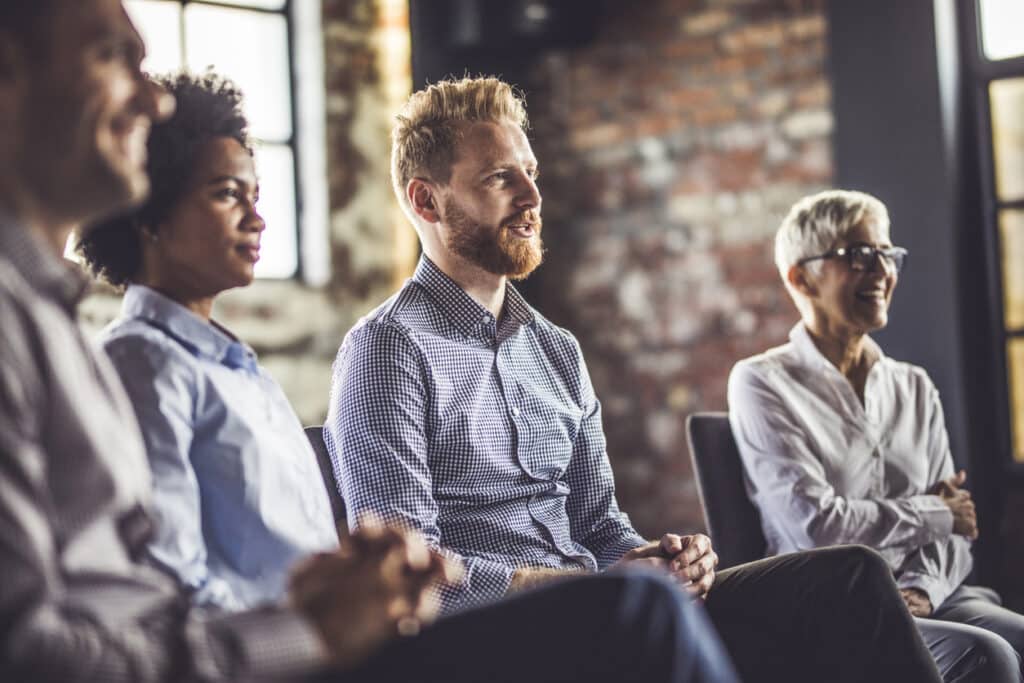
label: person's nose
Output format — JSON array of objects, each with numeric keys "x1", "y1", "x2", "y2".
[
  {"x1": 137, "y1": 79, "x2": 175, "y2": 124},
  {"x1": 873, "y1": 251, "x2": 897, "y2": 277},
  {"x1": 243, "y1": 203, "x2": 266, "y2": 234},
  {"x1": 514, "y1": 171, "x2": 541, "y2": 212}
]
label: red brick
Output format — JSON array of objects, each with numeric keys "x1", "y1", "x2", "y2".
[
  {"x1": 794, "y1": 79, "x2": 831, "y2": 108},
  {"x1": 787, "y1": 14, "x2": 826, "y2": 40},
  {"x1": 663, "y1": 86, "x2": 721, "y2": 109},
  {"x1": 521, "y1": 0, "x2": 832, "y2": 539},
  {"x1": 570, "y1": 122, "x2": 626, "y2": 151},
  {"x1": 660, "y1": 37, "x2": 719, "y2": 60},
  {"x1": 692, "y1": 105, "x2": 740, "y2": 126}
]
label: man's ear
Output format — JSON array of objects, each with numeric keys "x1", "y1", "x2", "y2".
[
  {"x1": 787, "y1": 264, "x2": 817, "y2": 298},
  {"x1": 408, "y1": 178, "x2": 442, "y2": 224}
]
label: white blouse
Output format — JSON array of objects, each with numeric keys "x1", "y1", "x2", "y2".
[{"x1": 728, "y1": 323, "x2": 972, "y2": 609}]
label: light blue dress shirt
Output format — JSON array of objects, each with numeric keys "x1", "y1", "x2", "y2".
[{"x1": 101, "y1": 285, "x2": 338, "y2": 611}]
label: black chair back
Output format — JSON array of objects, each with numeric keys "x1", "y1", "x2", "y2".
[
  {"x1": 304, "y1": 425, "x2": 347, "y2": 532},
  {"x1": 685, "y1": 412, "x2": 766, "y2": 568}
]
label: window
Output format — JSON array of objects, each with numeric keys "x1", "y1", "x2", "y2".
[
  {"x1": 972, "y1": 0, "x2": 1024, "y2": 462},
  {"x1": 125, "y1": 0, "x2": 328, "y2": 282},
  {"x1": 978, "y1": 0, "x2": 1024, "y2": 61}
]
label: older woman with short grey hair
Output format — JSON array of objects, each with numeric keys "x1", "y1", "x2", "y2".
[{"x1": 729, "y1": 189, "x2": 1024, "y2": 681}]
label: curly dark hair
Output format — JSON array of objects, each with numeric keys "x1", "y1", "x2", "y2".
[{"x1": 77, "y1": 71, "x2": 251, "y2": 287}]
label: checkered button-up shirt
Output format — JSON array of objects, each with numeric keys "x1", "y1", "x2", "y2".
[{"x1": 327, "y1": 256, "x2": 646, "y2": 612}]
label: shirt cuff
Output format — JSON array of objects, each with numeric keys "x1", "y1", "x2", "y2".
[
  {"x1": 897, "y1": 572, "x2": 956, "y2": 613},
  {"x1": 188, "y1": 605, "x2": 328, "y2": 680},
  {"x1": 438, "y1": 555, "x2": 517, "y2": 614},
  {"x1": 593, "y1": 532, "x2": 649, "y2": 569},
  {"x1": 909, "y1": 494, "x2": 953, "y2": 544}
]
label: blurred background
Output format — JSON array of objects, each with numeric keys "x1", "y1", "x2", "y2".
[{"x1": 80, "y1": 0, "x2": 1024, "y2": 608}]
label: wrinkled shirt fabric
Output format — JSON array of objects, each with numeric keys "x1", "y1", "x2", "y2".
[
  {"x1": 728, "y1": 322, "x2": 971, "y2": 608},
  {"x1": 328, "y1": 256, "x2": 646, "y2": 613},
  {"x1": 101, "y1": 284, "x2": 338, "y2": 610}
]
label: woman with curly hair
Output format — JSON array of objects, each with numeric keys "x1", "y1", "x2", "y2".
[{"x1": 78, "y1": 72, "x2": 338, "y2": 611}]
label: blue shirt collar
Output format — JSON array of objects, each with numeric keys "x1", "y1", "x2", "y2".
[
  {"x1": 122, "y1": 284, "x2": 259, "y2": 373},
  {"x1": 411, "y1": 255, "x2": 535, "y2": 340}
]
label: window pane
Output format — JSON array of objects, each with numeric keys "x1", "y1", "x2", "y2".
[
  {"x1": 1001, "y1": 210, "x2": 1024, "y2": 329},
  {"x1": 979, "y1": 0, "x2": 1024, "y2": 61},
  {"x1": 990, "y1": 79, "x2": 1024, "y2": 202},
  {"x1": 1008, "y1": 339, "x2": 1024, "y2": 463},
  {"x1": 125, "y1": 0, "x2": 182, "y2": 74},
  {"x1": 253, "y1": 144, "x2": 297, "y2": 278},
  {"x1": 184, "y1": 5, "x2": 293, "y2": 142}
]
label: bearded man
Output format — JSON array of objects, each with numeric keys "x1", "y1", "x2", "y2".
[{"x1": 326, "y1": 77, "x2": 947, "y2": 683}]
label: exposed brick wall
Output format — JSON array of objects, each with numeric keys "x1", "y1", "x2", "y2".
[
  {"x1": 523, "y1": 0, "x2": 832, "y2": 538},
  {"x1": 322, "y1": 0, "x2": 416, "y2": 303}
]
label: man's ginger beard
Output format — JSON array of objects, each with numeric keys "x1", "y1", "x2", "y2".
[{"x1": 442, "y1": 197, "x2": 544, "y2": 280}]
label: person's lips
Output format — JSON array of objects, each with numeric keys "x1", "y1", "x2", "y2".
[
  {"x1": 237, "y1": 243, "x2": 261, "y2": 263},
  {"x1": 855, "y1": 287, "x2": 887, "y2": 304},
  {"x1": 109, "y1": 115, "x2": 150, "y2": 170},
  {"x1": 506, "y1": 222, "x2": 538, "y2": 239}
]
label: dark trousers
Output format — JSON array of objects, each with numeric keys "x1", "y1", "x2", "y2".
[
  {"x1": 705, "y1": 545, "x2": 944, "y2": 683},
  {"x1": 316, "y1": 571, "x2": 738, "y2": 683}
]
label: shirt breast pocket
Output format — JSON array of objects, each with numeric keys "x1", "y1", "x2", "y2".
[{"x1": 520, "y1": 394, "x2": 583, "y2": 478}]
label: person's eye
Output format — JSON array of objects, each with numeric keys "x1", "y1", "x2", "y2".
[
  {"x1": 528, "y1": 169, "x2": 540, "y2": 181},
  {"x1": 215, "y1": 188, "x2": 240, "y2": 200},
  {"x1": 95, "y1": 45, "x2": 120, "y2": 62},
  {"x1": 96, "y1": 40, "x2": 133, "y2": 65},
  {"x1": 487, "y1": 172, "x2": 509, "y2": 185}
]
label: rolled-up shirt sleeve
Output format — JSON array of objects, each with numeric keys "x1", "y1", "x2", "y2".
[
  {"x1": 897, "y1": 535, "x2": 973, "y2": 610},
  {"x1": 328, "y1": 323, "x2": 515, "y2": 612},
  {"x1": 728, "y1": 362, "x2": 953, "y2": 553},
  {"x1": 103, "y1": 336, "x2": 244, "y2": 611},
  {"x1": 564, "y1": 344, "x2": 647, "y2": 567}
]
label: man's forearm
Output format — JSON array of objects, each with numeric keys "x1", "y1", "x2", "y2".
[{"x1": 509, "y1": 566, "x2": 586, "y2": 592}]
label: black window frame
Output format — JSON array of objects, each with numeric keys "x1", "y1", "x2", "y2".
[{"x1": 961, "y1": 1, "x2": 1024, "y2": 472}]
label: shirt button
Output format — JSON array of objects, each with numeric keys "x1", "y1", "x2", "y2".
[{"x1": 511, "y1": 406, "x2": 520, "y2": 417}]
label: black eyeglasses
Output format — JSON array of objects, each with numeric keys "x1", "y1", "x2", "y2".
[{"x1": 797, "y1": 244, "x2": 909, "y2": 274}]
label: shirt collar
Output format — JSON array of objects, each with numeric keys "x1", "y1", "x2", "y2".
[
  {"x1": 122, "y1": 284, "x2": 259, "y2": 373},
  {"x1": 0, "y1": 213, "x2": 91, "y2": 313},
  {"x1": 411, "y1": 255, "x2": 535, "y2": 340},
  {"x1": 789, "y1": 321, "x2": 886, "y2": 370}
]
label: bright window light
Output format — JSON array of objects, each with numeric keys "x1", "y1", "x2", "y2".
[{"x1": 979, "y1": 0, "x2": 1024, "y2": 61}]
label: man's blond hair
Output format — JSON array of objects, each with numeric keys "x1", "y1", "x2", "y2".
[{"x1": 390, "y1": 76, "x2": 528, "y2": 220}]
